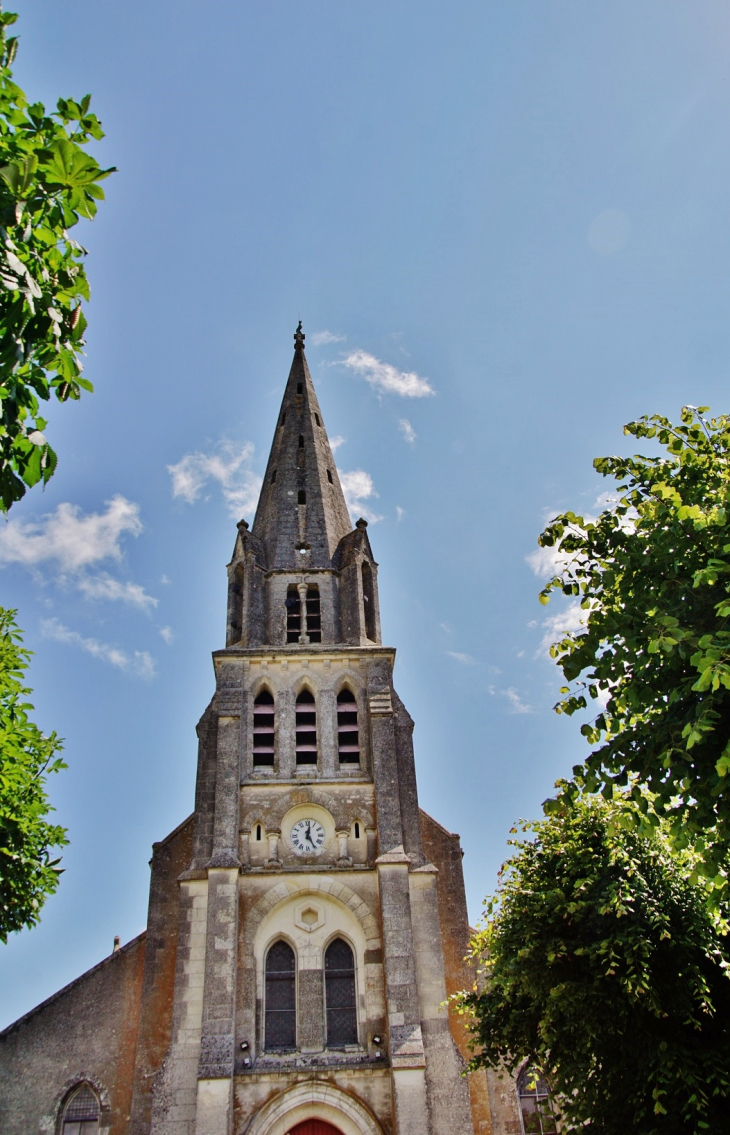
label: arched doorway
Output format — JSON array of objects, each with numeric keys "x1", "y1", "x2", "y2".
[{"x1": 287, "y1": 1123, "x2": 343, "y2": 1135}]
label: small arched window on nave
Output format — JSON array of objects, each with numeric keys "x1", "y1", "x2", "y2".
[
  {"x1": 252, "y1": 689, "x2": 275, "y2": 767},
  {"x1": 61, "y1": 1083, "x2": 100, "y2": 1135},
  {"x1": 265, "y1": 940, "x2": 296, "y2": 1050},
  {"x1": 337, "y1": 689, "x2": 360, "y2": 764},
  {"x1": 517, "y1": 1066, "x2": 557, "y2": 1134},
  {"x1": 325, "y1": 937, "x2": 357, "y2": 1046}
]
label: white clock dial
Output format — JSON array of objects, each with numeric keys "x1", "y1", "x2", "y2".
[{"x1": 290, "y1": 818, "x2": 326, "y2": 854}]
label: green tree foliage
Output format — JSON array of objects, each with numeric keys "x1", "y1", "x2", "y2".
[
  {"x1": 458, "y1": 797, "x2": 730, "y2": 1134},
  {"x1": 0, "y1": 6, "x2": 114, "y2": 511},
  {"x1": 0, "y1": 607, "x2": 66, "y2": 942},
  {"x1": 538, "y1": 407, "x2": 730, "y2": 887}
]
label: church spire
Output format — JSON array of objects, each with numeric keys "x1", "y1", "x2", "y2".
[{"x1": 251, "y1": 324, "x2": 352, "y2": 570}]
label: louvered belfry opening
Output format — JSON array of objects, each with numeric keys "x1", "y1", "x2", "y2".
[
  {"x1": 265, "y1": 941, "x2": 296, "y2": 1050},
  {"x1": 337, "y1": 689, "x2": 360, "y2": 764},
  {"x1": 295, "y1": 689, "x2": 317, "y2": 764},
  {"x1": 252, "y1": 689, "x2": 275, "y2": 766},
  {"x1": 325, "y1": 938, "x2": 357, "y2": 1046},
  {"x1": 62, "y1": 1084, "x2": 100, "y2": 1134},
  {"x1": 306, "y1": 585, "x2": 321, "y2": 643},
  {"x1": 286, "y1": 585, "x2": 301, "y2": 643}
]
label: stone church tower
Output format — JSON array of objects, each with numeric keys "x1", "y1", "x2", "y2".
[{"x1": 0, "y1": 328, "x2": 524, "y2": 1135}]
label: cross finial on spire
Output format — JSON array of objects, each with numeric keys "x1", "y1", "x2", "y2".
[{"x1": 294, "y1": 320, "x2": 305, "y2": 349}]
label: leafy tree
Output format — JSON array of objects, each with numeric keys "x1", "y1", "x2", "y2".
[
  {"x1": 538, "y1": 407, "x2": 730, "y2": 888},
  {"x1": 458, "y1": 796, "x2": 730, "y2": 1134},
  {"x1": 0, "y1": 5, "x2": 114, "y2": 511},
  {"x1": 0, "y1": 607, "x2": 66, "y2": 942}
]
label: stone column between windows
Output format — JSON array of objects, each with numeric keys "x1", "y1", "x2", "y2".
[
  {"x1": 376, "y1": 858, "x2": 430, "y2": 1135},
  {"x1": 277, "y1": 688, "x2": 296, "y2": 779},
  {"x1": 319, "y1": 685, "x2": 338, "y2": 777},
  {"x1": 298, "y1": 941, "x2": 325, "y2": 1052},
  {"x1": 297, "y1": 582, "x2": 308, "y2": 644}
]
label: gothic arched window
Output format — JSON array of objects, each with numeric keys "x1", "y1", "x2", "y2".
[
  {"x1": 337, "y1": 689, "x2": 360, "y2": 764},
  {"x1": 361, "y1": 561, "x2": 376, "y2": 641},
  {"x1": 325, "y1": 937, "x2": 357, "y2": 1046},
  {"x1": 517, "y1": 1066, "x2": 557, "y2": 1134},
  {"x1": 265, "y1": 940, "x2": 296, "y2": 1050},
  {"x1": 295, "y1": 690, "x2": 317, "y2": 764},
  {"x1": 306, "y1": 585, "x2": 321, "y2": 643},
  {"x1": 61, "y1": 1083, "x2": 100, "y2": 1135},
  {"x1": 252, "y1": 689, "x2": 275, "y2": 767}
]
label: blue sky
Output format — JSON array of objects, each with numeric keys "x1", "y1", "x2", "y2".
[{"x1": 3, "y1": 0, "x2": 730, "y2": 1027}]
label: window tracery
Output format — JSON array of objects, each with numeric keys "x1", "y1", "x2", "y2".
[
  {"x1": 517, "y1": 1066, "x2": 557, "y2": 1134},
  {"x1": 265, "y1": 940, "x2": 296, "y2": 1050},
  {"x1": 61, "y1": 1084, "x2": 99, "y2": 1135},
  {"x1": 325, "y1": 937, "x2": 357, "y2": 1046}
]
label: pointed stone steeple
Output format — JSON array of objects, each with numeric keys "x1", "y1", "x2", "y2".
[{"x1": 251, "y1": 323, "x2": 352, "y2": 571}]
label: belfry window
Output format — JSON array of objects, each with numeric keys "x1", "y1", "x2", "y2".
[
  {"x1": 61, "y1": 1084, "x2": 100, "y2": 1135},
  {"x1": 362, "y1": 561, "x2": 376, "y2": 641},
  {"x1": 286, "y1": 586, "x2": 301, "y2": 642},
  {"x1": 297, "y1": 382, "x2": 303, "y2": 394},
  {"x1": 265, "y1": 941, "x2": 296, "y2": 1049},
  {"x1": 337, "y1": 689, "x2": 360, "y2": 764},
  {"x1": 314, "y1": 412, "x2": 321, "y2": 426},
  {"x1": 295, "y1": 689, "x2": 317, "y2": 764},
  {"x1": 517, "y1": 1067, "x2": 557, "y2": 1134},
  {"x1": 306, "y1": 585, "x2": 321, "y2": 643},
  {"x1": 325, "y1": 938, "x2": 357, "y2": 1046},
  {"x1": 252, "y1": 689, "x2": 275, "y2": 767}
]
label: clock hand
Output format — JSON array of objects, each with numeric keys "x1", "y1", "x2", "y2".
[{"x1": 305, "y1": 822, "x2": 312, "y2": 845}]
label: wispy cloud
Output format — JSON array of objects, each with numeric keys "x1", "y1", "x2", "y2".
[
  {"x1": 447, "y1": 650, "x2": 476, "y2": 665},
  {"x1": 341, "y1": 350, "x2": 435, "y2": 398},
  {"x1": 41, "y1": 618, "x2": 156, "y2": 680},
  {"x1": 488, "y1": 685, "x2": 533, "y2": 715},
  {"x1": 159, "y1": 625, "x2": 174, "y2": 644},
  {"x1": 399, "y1": 418, "x2": 416, "y2": 444},
  {"x1": 538, "y1": 600, "x2": 586, "y2": 658},
  {"x1": 329, "y1": 435, "x2": 346, "y2": 453},
  {"x1": 168, "y1": 439, "x2": 262, "y2": 519},
  {"x1": 311, "y1": 330, "x2": 346, "y2": 347},
  {"x1": 338, "y1": 468, "x2": 383, "y2": 524},
  {"x1": 0, "y1": 498, "x2": 157, "y2": 610},
  {"x1": 396, "y1": 506, "x2": 406, "y2": 523}
]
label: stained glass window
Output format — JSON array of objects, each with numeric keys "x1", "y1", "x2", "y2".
[
  {"x1": 62, "y1": 1084, "x2": 99, "y2": 1135},
  {"x1": 265, "y1": 940, "x2": 296, "y2": 1049},
  {"x1": 325, "y1": 938, "x2": 357, "y2": 1046}
]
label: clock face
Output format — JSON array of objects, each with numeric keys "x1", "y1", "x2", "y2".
[{"x1": 290, "y1": 818, "x2": 326, "y2": 855}]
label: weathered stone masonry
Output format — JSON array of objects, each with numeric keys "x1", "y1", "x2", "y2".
[{"x1": 0, "y1": 326, "x2": 525, "y2": 1135}]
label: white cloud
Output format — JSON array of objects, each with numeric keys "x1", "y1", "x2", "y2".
[
  {"x1": 396, "y1": 506, "x2": 406, "y2": 523},
  {"x1": 76, "y1": 573, "x2": 158, "y2": 611},
  {"x1": 0, "y1": 497, "x2": 157, "y2": 610},
  {"x1": 168, "y1": 439, "x2": 262, "y2": 518},
  {"x1": 488, "y1": 685, "x2": 533, "y2": 715},
  {"x1": 311, "y1": 330, "x2": 346, "y2": 347},
  {"x1": 341, "y1": 350, "x2": 435, "y2": 398},
  {"x1": 0, "y1": 497, "x2": 142, "y2": 572},
  {"x1": 159, "y1": 625, "x2": 174, "y2": 644},
  {"x1": 41, "y1": 618, "x2": 156, "y2": 680},
  {"x1": 447, "y1": 651, "x2": 476, "y2": 665},
  {"x1": 329, "y1": 435, "x2": 346, "y2": 453},
  {"x1": 538, "y1": 600, "x2": 586, "y2": 657},
  {"x1": 526, "y1": 543, "x2": 573, "y2": 579},
  {"x1": 338, "y1": 468, "x2": 383, "y2": 524},
  {"x1": 398, "y1": 418, "x2": 416, "y2": 444}
]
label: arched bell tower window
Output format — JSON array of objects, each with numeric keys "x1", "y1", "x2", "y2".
[
  {"x1": 517, "y1": 1066, "x2": 557, "y2": 1134},
  {"x1": 265, "y1": 940, "x2": 296, "y2": 1050},
  {"x1": 295, "y1": 689, "x2": 317, "y2": 764},
  {"x1": 252, "y1": 689, "x2": 275, "y2": 766},
  {"x1": 325, "y1": 937, "x2": 357, "y2": 1046},
  {"x1": 361, "y1": 561, "x2": 376, "y2": 642},
  {"x1": 306, "y1": 585, "x2": 321, "y2": 643},
  {"x1": 337, "y1": 689, "x2": 360, "y2": 764},
  {"x1": 286, "y1": 586, "x2": 301, "y2": 643},
  {"x1": 61, "y1": 1083, "x2": 100, "y2": 1134}
]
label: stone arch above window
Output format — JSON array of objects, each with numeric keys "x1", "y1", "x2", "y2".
[
  {"x1": 516, "y1": 1066, "x2": 557, "y2": 1134},
  {"x1": 60, "y1": 1083, "x2": 100, "y2": 1135}
]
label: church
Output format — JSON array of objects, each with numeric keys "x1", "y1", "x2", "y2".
[{"x1": 0, "y1": 327, "x2": 534, "y2": 1135}]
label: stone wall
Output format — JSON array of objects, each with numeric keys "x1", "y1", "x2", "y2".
[{"x1": 0, "y1": 933, "x2": 145, "y2": 1135}]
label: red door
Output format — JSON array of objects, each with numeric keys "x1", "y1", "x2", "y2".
[{"x1": 287, "y1": 1122, "x2": 343, "y2": 1135}]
